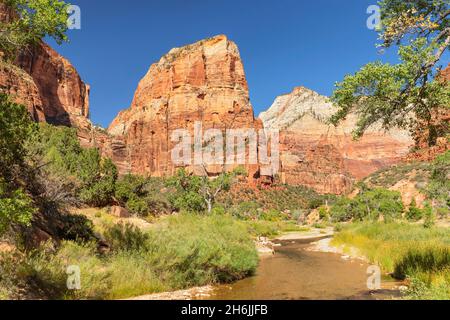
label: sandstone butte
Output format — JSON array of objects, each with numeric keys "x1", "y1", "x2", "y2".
[{"x1": 107, "y1": 35, "x2": 267, "y2": 180}]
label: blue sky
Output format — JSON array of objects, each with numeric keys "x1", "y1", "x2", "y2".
[{"x1": 46, "y1": 0, "x2": 448, "y2": 128}]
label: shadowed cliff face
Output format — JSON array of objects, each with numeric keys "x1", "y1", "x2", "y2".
[
  {"x1": 260, "y1": 87, "x2": 415, "y2": 194},
  {"x1": 15, "y1": 43, "x2": 90, "y2": 127},
  {"x1": 108, "y1": 35, "x2": 266, "y2": 180},
  {"x1": 0, "y1": 3, "x2": 90, "y2": 129}
]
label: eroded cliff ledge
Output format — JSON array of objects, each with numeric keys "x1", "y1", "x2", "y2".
[{"x1": 260, "y1": 86, "x2": 415, "y2": 194}]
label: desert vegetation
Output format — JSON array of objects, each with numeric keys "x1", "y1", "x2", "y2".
[{"x1": 333, "y1": 223, "x2": 450, "y2": 300}]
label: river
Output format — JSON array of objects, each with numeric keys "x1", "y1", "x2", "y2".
[{"x1": 208, "y1": 237, "x2": 402, "y2": 300}]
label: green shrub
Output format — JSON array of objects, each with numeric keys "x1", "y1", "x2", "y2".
[
  {"x1": 423, "y1": 203, "x2": 436, "y2": 229},
  {"x1": 210, "y1": 205, "x2": 226, "y2": 216},
  {"x1": 115, "y1": 175, "x2": 172, "y2": 216},
  {"x1": 0, "y1": 93, "x2": 38, "y2": 181},
  {"x1": 330, "y1": 197, "x2": 353, "y2": 222},
  {"x1": 259, "y1": 209, "x2": 287, "y2": 222},
  {"x1": 57, "y1": 214, "x2": 96, "y2": 244},
  {"x1": 406, "y1": 199, "x2": 424, "y2": 221},
  {"x1": 0, "y1": 180, "x2": 36, "y2": 236},
  {"x1": 28, "y1": 123, "x2": 118, "y2": 207},
  {"x1": 426, "y1": 151, "x2": 450, "y2": 208},
  {"x1": 0, "y1": 95, "x2": 38, "y2": 236},
  {"x1": 115, "y1": 174, "x2": 148, "y2": 204},
  {"x1": 318, "y1": 206, "x2": 329, "y2": 221},
  {"x1": 125, "y1": 197, "x2": 149, "y2": 216},
  {"x1": 78, "y1": 158, "x2": 117, "y2": 207},
  {"x1": 104, "y1": 223, "x2": 149, "y2": 253}
]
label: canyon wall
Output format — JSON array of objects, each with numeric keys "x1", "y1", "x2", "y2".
[
  {"x1": 260, "y1": 87, "x2": 414, "y2": 194},
  {"x1": 108, "y1": 35, "x2": 266, "y2": 179},
  {"x1": 0, "y1": 2, "x2": 91, "y2": 131}
]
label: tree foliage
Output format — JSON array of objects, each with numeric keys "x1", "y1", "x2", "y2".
[
  {"x1": 331, "y1": 0, "x2": 450, "y2": 146},
  {"x1": 0, "y1": 178, "x2": 35, "y2": 235},
  {"x1": 0, "y1": 93, "x2": 37, "y2": 182},
  {"x1": 167, "y1": 167, "x2": 246, "y2": 213},
  {"x1": 330, "y1": 188, "x2": 404, "y2": 223},
  {"x1": 426, "y1": 150, "x2": 450, "y2": 208},
  {"x1": 0, "y1": 94, "x2": 37, "y2": 235},
  {"x1": 0, "y1": 0, "x2": 70, "y2": 59},
  {"x1": 27, "y1": 123, "x2": 118, "y2": 208}
]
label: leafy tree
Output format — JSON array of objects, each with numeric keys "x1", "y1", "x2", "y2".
[
  {"x1": 0, "y1": 0, "x2": 70, "y2": 59},
  {"x1": 331, "y1": 0, "x2": 450, "y2": 146},
  {"x1": 115, "y1": 174, "x2": 148, "y2": 205},
  {"x1": 0, "y1": 178, "x2": 35, "y2": 236},
  {"x1": 79, "y1": 158, "x2": 118, "y2": 207},
  {"x1": 330, "y1": 188, "x2": 404, "y2": 222},
  {"x1": 167, "y1": 169, "x2": 205, "y2": 213},
  {"x1": 0, "y1": 93, "x2": 37, "y2": 182},
  {"x1": 329, "y1": 197, "x2": 354, "y2": 222},
  {"x1": 198, "y1": 166, "x2": 247, "y2": 213},
  {"x1": 0, "y1": 94, "x2": 37, "y2": 235},
  {"x1": 167, "y1": 167, "x2": 246, "y2": 214}
]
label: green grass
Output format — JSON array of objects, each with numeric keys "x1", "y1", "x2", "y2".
[
  {"x1": 0, "y1": 214, "x2": 258, "y2": 300},
  {"x1": 333, "y1": 222, "x2": 450, "y2": 299}
]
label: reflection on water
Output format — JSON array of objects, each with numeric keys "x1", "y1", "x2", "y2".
[{"x1": 209, "y1": 237, "x2": 402, "y2": 300}]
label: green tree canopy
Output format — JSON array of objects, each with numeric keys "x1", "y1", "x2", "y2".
[
  {"x1": 167, "y1": 167, "x2": 246, "y2": 213},
  {"x1": 331, "y1": 0, "x2": 449, "y2": 146},
  {"x1": 0, "y1": 93, "x2": 37, "y2": 183},
  {"x1": 0, "y1": 0, "x2": 70, "y2": 59},
  {"x1": 0, "y1": 94, "x2": 37, "y2": 235}
]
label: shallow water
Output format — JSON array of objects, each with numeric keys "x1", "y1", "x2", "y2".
[{"x1": 209, "y1": 237, "x2": 401, "y2": 300}]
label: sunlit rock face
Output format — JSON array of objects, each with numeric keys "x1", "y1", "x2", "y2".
[
  {"x1": 260, "y1": 86, "x2": 414, "y2": 194},
  {"x1": 108, "y1": 35, "x2": 266, "y2": 179}
]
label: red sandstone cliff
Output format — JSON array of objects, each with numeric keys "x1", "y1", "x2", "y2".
[
  {"x1": 108, "y1": 35, "x2": 265, "y2": 179},
  {"x1": 15, "y1": 43, "x2": 90, "y2": 128},
  {"x1": 260, "y1": 87, "x2": 415, "y2": 194},
  {"x1": 0, "y1": 2, "x2": 91, "y2": 131}
]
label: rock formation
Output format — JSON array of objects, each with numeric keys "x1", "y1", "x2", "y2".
[
  {"x1": 0, "y1": 2, "x2": 90, "y2": 130},
  {"x1": 260, "y1": 87, "x2": 414, "y2": 194},
  {"x1": 108, "y1": 35, "x2": 265, "y2": 179},
  {"x1": 0, "y1": 59, "x2": 46, "y2": 122},
  {"x1": 15, "y1": 43, "x2": 90, "y2": 128}
]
